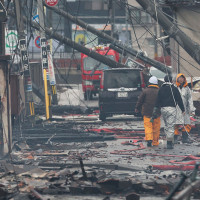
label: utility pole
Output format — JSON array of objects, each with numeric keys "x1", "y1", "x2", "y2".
[
  {"x1": 0, "y1": 0, "x2": 11, "y2": 157},
  {"x1": 40, "y1": 1, "x2": 172, "y2": 73},
  {"x1": 14, "y1": 0, "x2": 35, "y2": 122},
  {"x1": 9, "y1": 10, "x2": 127, "y2": 69},
  {"x1": 38, "y1": 0, "x2": 51, "y2": 120},
  {"x1": 9, "y1": 7, "x2": 171, "y2": 73},
  {"x1": 135, "y1": 0, "x2": 200, "y2": 65}
]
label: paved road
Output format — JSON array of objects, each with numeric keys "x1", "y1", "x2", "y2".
[{"x1": 27, "y1": 84, "x2": 200, "y2": 199}]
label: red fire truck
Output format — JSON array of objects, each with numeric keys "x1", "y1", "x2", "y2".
[{"x1": 81, "y1": 45, "x2": 119, "y2": 100}]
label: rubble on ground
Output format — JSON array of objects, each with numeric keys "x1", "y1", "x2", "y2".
[{"x1": 1, "y1": 113, "x2": 200, "y2": 199}]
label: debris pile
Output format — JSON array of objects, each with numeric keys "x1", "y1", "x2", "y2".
[{"x1": 0, "y1": 157, "x2": 182, "y2": 200}]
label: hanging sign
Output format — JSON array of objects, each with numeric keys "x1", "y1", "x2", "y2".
[
  {"x1": 45, "y1": 0, "x2": 58, "y2": 7},
  {"x1": 47, "y1": 47, "x2": 56, "y2": 85},
  {"x1": 40, "y1": 37, "x2": 48, "y2": 69},
  {"x1": 19, "y1": 39, "x2": 30, "y2": 76},
  {"x1": 35, "y1": 36, "x2": 40, "y2": 48},
  {"x1": 5, "y1": 30, "x2": 18, "y2": 54}
]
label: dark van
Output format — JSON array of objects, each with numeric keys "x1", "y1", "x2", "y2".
[{"x1": 99, "y1": 68, "x2": 146, "y2": 121}]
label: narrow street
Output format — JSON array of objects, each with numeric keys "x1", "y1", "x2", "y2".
[
  {"x1": 1, "y1": 0, "x2": 200, "y2": 199},
  {"x1": 0, "y1": 85, "x2": 199, "y2": 200}
]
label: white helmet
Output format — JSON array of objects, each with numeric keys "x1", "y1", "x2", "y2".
[{"x1": 149, "y1": 76, "x2": 158, "y2": 85}]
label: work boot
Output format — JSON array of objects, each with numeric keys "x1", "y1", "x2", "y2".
[
  {"x1": 147, "y1": 140, "x2": 152, "y2": 147},
  {"x1": 182, "y1": 132, "x2": 189, "y2": 143},
  {"x1": 167, "y1": 141, "x2": 173, "y2": 149},
  {"x1": 174, "y1": 135, "x2": 178, "y2": 144}
]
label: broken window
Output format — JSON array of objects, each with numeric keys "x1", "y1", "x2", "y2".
[{"x1": 104, "y1": 70, "x2": 141, "y2": 89}]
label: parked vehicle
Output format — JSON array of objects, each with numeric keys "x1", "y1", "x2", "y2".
[
  {"x1": 81, "y1": 45, "x2": 119, "y2": 100},
  {"x1": 99, "y1": 68, "x2": 146, "y2": 121}
]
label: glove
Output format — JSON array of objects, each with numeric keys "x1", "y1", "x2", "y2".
[
  {"x1": 152, "y1": 107, "x2": 160, "y2": 119},
  {"x1": 150, "y1": 107, "x2": 161, "y2": 123},
  {"x1": 150, "y1": 118, "x2": 154, "y2": 123}
]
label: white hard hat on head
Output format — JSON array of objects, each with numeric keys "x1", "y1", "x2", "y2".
[{"x1": 149, "y1": 76, "x2": 158, "y2": 85}]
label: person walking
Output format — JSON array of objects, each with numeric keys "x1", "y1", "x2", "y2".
[
  {"x1": 174, "y1": 73, "x2": 195, "y2": 143},
  {"x1": 135, "y1": 76, "x2": 161, "y2": 147},
  {"x1": 154, "y1": 75, "x2": 185, "y2": 149}
]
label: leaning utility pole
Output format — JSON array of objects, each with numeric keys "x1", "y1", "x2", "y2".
[
  {"x1": 135, "y1": 0, "x2": 200, "y2": 65},
  {"x1": 9, "y1": 9, "x2": 127, "y2": 69},
  {"x1": 42, "y1": 0, "x2": 171, "y2": 74},
  {"x1": 9, "y1": 5, "x2": 170, "y2": 74},
  {"x1": 14, "y1": 0, "x2": 35, "y2": 120},
  {"x1": 38, "y1": 0, "x2": 51, "y2": 120},
  {"x1": 0, "y1": 0, "x2": 11, "y2": 157}
]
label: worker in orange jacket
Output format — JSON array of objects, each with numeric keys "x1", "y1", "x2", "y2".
[
  {"x1": 135, "y1": 76, "x2": 161, "y2": 147},
  {"x1": 174, "y1": 73, "x2": 196, "y2": 143}
]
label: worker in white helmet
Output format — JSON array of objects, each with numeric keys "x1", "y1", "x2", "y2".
[{"x1": 135, "y1": 76, "x2": 161, "y2": 147}]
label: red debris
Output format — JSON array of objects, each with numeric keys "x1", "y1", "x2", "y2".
[
  {"x1": 152, "y1": 165, "x2": 199, "y2": 171},
  {"x1": 86, "y1": 128, "x2": 145, "y2": 135}
]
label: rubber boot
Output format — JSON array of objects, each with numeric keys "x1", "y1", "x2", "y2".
[
  {"x1": 167, "y1": 141, "x2": 173, "y2": 149},
  {"x1": 147, "y1": 140, "x2": 152, "y2": 147},
  {"x1": 182, "y1": 132, "x2": 189, "y2": 143},
  {"x1": 174, "y1": 135, "x2": 178, "y2": 144}
]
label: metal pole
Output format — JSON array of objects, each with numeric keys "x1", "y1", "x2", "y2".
[{"x1": 37, "y1": 0, "x2": 51, "y2": 120}]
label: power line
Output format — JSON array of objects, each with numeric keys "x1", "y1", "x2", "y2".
[
  {"x1": 126, "y1": 3, "x2": 200, "y2": 33},
  {"x1": 124, "y1": 0, "x2": 200, "y2": 104},
  {"x1": 126, "y1": 0, "x2": 141, "y2": 51},
  {"x1": 119, "y1": 0, "x2": 200, "y2": 76}
]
